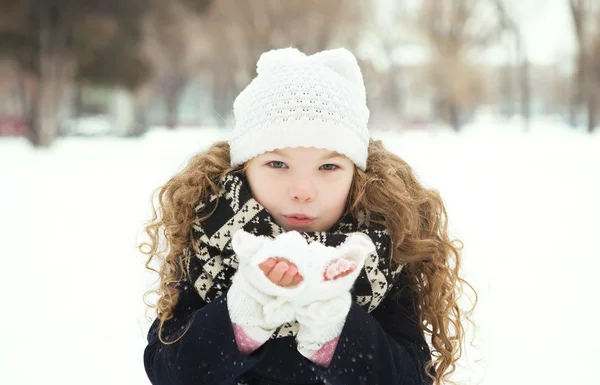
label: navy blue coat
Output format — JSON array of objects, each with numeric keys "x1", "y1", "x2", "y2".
[{"x1": 143, "y1": 269, "x2": 433, "y2": 385}]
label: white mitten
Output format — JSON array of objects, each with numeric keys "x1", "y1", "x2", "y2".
[
  {"x1": 291, "y1": 233, "x2": 376, "y2": 365},
  {"x1": 226, "y1": 230, "x2": 310, "y2": 354}
]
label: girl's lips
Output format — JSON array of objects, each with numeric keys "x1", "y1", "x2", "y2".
[{"x1": 283, "y1": 214, "x2": 315, "y2": 227}]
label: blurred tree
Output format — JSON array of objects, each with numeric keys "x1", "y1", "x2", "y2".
[
  {"x1": 76, "y1": 18, "x2": 149, "y2": 90},
  {"x1": 569, "y1": 0, "x2": 600, "y2": 133},
  {"x1": 493, "y1": 0, "x2": 530, "y2": 131},
  {"x1": 0, "y1": 0, "x2": 150, "y2": 146},
  {"x1": 202, "y1": 0, "x2": 365, "y2": 124},
  {"x1": 226, "y1": 0, "x2": 363, "y2": 75},
  {"x1": 364, "y1": 1, "x2": 420, "y2": 123},
  {"x1": 143, "y1": 0, "x2": 214, "y2": 129},
  {"x1": 416, "y1": 0, "x2": 504, "y2": 131},
  {"x1": 179, "y1": 0, "x2": 213, "y2": 14}
]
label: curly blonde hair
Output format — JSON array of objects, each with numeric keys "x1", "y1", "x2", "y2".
[{"x1": 140, "y1": 139, "x2": 477, "y2": 385}]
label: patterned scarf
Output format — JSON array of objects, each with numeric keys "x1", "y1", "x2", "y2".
[{"x1": 184, "y1": 172, "x2": 403, "y2": 339}]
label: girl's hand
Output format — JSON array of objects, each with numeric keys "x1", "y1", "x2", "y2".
[{"x1": 259, "y1": 258, "x2": 303, "y2": 287}]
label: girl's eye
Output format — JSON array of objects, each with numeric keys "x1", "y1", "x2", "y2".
[
  {"x1": 320, "y1": 164, "x2": 338, "y2": 171},
  {"x1": 268, "y1": 161, "x2": 287, "y2": 169}
]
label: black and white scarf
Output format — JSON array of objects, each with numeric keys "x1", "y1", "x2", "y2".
[{"x1": 184, "y1": 172, "x2": 403, "y2": 339}]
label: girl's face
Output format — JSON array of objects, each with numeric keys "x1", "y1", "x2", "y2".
[{"x1": 245, "y1": 147, "x2": 355, "y2": 232}]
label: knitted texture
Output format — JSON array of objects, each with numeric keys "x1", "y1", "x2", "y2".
[
  {"x1": 186, "y1": 173, "x2": 403, "y2": 340},
  {"x1": 227, "y1": 271, "x2": 296, "y2": 331},
  {"x1": 231, "y1": 229, "x2": 376, "y2": 366},
  {"x1": 227, "y1": 231, "x2": 313, "y2": 354},
  {"x1": 230, "y1": 47, "x2": 370, "y2": 170},
  {"x1": 230, "y1": 230, "x2": 374, "y2": 302},
  {"x1": 227, "y1": 266, "x2": 292, "y2": 355},
  {"x1": 230, "y1": 230, "x2": 312, "y2": 298}
]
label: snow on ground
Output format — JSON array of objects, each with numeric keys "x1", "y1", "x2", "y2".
[{"x1": 0, "y1": 119, "x2": 598, "y2": 385}]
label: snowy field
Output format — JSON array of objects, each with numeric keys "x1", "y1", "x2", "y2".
[{"x1": 0, "y1": 119, "x2": 598, "y2": 385}]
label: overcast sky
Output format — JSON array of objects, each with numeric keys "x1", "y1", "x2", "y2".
[
  {"x1": 371, "y1": 0, "x2": 578, "y2": 67},
  {"x1": 518, "y1": 0, "x2": 577, "y2": 64}
]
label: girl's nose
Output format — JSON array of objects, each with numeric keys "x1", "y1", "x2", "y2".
[{"x1": 289, "y1": 178, "x2": 316, "y2": 202}]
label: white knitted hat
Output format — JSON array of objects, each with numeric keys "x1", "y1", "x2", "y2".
[{"x1": 229, "y1": 47, "x2": 370, "y2": 170}]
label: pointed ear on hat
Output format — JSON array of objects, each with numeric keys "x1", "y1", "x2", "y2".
[
  {"x1": 309, "y1": 48, "x2": 365, "y2": 95},
  {"x1": 256, "y1": 47, "x2": 306, "y2": 75}
]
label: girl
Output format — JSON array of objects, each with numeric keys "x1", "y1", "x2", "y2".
[{"x1": 141, "y1": 47, "x2": 475, "y2": 385}]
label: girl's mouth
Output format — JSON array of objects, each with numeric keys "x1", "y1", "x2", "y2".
[{"x1": 283, "y1": 214, "x2": 315, "y2": 227}]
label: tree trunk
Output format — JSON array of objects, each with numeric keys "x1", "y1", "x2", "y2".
[
  {"x1": 32, "y1": 54, "x2": 63, "y2": 146},
  {"x1": 569, "y1": 52, "x2": 584, "y2": 127},
  {"x1": 16, "y1": 71, "x2": 29, "y2": 117},
  {"x1": 383, "y1": 71, "x2": 402, "y2": 118},
  {"x1": 131, "y1": 102, "x2": 148, "y2": 137},
  {"x1": 74, "y1": 84, "x2": 83, "y2": 118},
  {"x1": 212, "y1": 66, "x2": 229, "y2": 127},
  {"x1": 569, "y1": 1, "x2": 589, "y2": 130},
  {"x1": 450, "y1": 101, "x2": 460, "y2": 132},
  {"x1": 30, "y1": 12, "x2": 73, "y2": 147},
  {"x1": 164, "y1": 77, "x2": 186, "y2": 129},
  {"x1": 569, "y1": 80, "x2": 579, "y2": 127},
  {"x1": 165, "y1": 93, "x2": 178, "y2": 130},
  {"x1": 500, "y1": 60, "x2": 513, "y2": 118},
  {"x1": 588, "y1": 89, "x2": 597, "y2": 132},
  {"x1": 513, "y1": 28, "x2": 531, "y2": 132},
  {"x1": 520, "y1": 57, "x2": 531, "y2": 132}
]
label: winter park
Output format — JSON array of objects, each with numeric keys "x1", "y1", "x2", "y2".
[{"x1": 1, "y1": 1, "x2": 599, "y2": 385}]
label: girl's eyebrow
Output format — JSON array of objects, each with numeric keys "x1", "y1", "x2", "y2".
[
  {"x1": 269, "y1": 149, "x2": 289, "y2": 158},
  {"x1": 321, "y1": 152, "x2": 343, "y2": 160},
  {"x1": 267, "y1": 150, "x2": 341, "y2": 160}
]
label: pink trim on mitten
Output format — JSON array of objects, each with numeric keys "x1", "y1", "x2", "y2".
[
  {"x1": 308, "y1": 337, "x2": 340, "y2": 367},
  {"x1": 232, "y1": 324, "x2": 265, "y2": 355}
]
